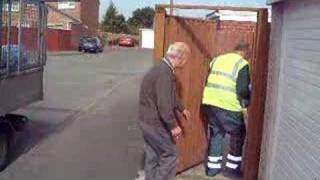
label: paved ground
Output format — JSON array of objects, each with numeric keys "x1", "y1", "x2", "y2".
[
  {"x1": 0, "y1": 48, "x2": 151, "y2": 180},
  {"x1": 0, "y1": 48, "x2": 241, "y2": 180},
  {"x1": 176, "y1": 165, "x2": 242, "y2": 180}
]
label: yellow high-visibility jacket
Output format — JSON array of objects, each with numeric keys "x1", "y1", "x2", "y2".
[{"x1": 202, "y1": 53, "x2": 249, "y2": 112}]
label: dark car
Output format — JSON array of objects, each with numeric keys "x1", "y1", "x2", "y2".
[{"x1": 79, "y1": 37, "x2": 104, "y2": 53}]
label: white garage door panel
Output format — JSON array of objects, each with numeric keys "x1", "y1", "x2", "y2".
[
  {"x1": 141, "y1": 29, "x2": 154, "y2": 49},
  {"x1": 271, "y1": 0, "x2": 320, "y2": 179},
  {"x1": 284, "y1": 63, "x2": 320, "y2": 86},
  {"x1": 286, "y1": 29, "x2": 320, "y2": 39}
]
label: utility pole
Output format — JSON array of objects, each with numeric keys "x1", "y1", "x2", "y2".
[{"x1": 170, "y1": 0, "x2": 173, "y2": 16}]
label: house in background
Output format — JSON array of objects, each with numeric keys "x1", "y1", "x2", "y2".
[
  {"x1": 206, "y1": 10, "x2": 272, "y2": 22},
  {"x1": 45, "y1": 0, "x2": 100, "y2": 36},
  {"x1": 259, "y1": 0, "x2": 320, "y2": 179},
  {"x1": 43, "y1": 0, "x2": 100, "y2": 51}
]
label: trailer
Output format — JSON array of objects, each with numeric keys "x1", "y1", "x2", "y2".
[{"x1": 0, "y1": 0, "x2": 47, "y2": 170}]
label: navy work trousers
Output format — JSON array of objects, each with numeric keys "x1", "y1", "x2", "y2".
[{"x1": 203, "y1": 105, "x2": 246, "y2": 174}]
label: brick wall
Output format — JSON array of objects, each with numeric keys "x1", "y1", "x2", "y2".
[
  {"x1": 80, "y1": 0, "x2": 99, "y2": 36},
  {"x1": 218, "y1": 21, "x2": 256, "y2": 32}
]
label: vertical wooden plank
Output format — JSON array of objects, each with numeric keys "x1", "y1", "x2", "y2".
[
  {"x1": 244, "y1": 9, "x2": 269, "y2": 180},
  {"x1": 154, "y1": 7, "x2": 166, "y2": 63},
  {"x1": 259, "y1": 5, "x2": 283, "y2": 180}
]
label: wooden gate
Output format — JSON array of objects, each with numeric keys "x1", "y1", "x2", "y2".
[{"x1": 154, "y1": 5, "x2": 269, "y2": 180}]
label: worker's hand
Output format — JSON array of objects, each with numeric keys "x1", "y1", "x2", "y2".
[
  {"x1": 182, "y1": 109, "x2": 191, "y2": 121},
  {"x1": 171, "y1": 126, "x2": 182, "y2": 139}
]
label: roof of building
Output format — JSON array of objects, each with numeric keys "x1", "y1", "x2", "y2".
[
  {"x1": 206, "y1": 9, "x2": 272, "y2": 22},
  {"x1": 267, "y1": 0, "x2": 288, "y2": 5}
]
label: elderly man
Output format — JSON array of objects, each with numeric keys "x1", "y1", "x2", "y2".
[{"x1": 139, "y1": 42, "x2": 191, "y2": 180}]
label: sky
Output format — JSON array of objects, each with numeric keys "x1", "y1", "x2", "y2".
[{"x1": 99, "y1": 0, "x2": 268, "y2": 21}]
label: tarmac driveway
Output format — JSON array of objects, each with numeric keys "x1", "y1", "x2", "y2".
[{"x1": 0, "y1": 48, "x2": 153, "y2": 180}]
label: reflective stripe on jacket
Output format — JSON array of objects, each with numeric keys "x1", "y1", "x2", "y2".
[{"x1": 202, "y1": 53, "x2": 249, "y2": 112}]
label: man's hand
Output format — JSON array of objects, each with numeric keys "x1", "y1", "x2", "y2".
[
  {"x1": 171, "y1": 126, "x2": 182, "y2": 139},
  {"x1": 182, "y1": 109, "x2": 191, "y2": 121}
]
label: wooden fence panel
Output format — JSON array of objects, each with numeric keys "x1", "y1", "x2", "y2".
[
  {"x1": 164, "y1": 17, "x2": 216, "y2": 172},
  {"x1": 47, "y1": 29, "x2": 73, "y2": 52}
]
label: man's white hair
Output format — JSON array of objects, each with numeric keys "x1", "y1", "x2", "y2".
[{"x1": 166, "y1": 42, "x2": 190, "y2": 60}]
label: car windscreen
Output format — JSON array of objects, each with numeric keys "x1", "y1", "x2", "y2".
[{"x1": 86, "y1": 38, "x2": 97, "y2": 43}]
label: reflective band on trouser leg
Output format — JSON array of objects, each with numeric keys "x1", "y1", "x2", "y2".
[
  {"x1": 226, "y1": 162, "x2": 239, "y2": 169},
  {"x1": 227, "y1": 154, "x2": 242, "y2": 162},
  {"x1": 207, "y1": 156, "x2": 222, "y2": 169},
  {"x1": 208, "y1": 156, "x2": 223, "y2": 163},
  {"x1": 226, "y1": 154, "x2": 242, "y2": 170},
  {"x1": 207, "y1": 162, "x2": 222, "y2": 169}
]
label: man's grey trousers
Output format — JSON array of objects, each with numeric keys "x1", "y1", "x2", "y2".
[{"x1": 140, "y1": 123, "x2": 177, "y2": 180}]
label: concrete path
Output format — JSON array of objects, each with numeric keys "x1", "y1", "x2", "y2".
[{"x1": 177, "y1": 165, "x2": 242, "y2": 180}]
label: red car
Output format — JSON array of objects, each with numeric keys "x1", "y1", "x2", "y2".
[{"x1": 119, "y1": 37, "x2": 135, "y2": 47}]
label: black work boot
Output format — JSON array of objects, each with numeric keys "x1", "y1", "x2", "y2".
[
  {"x1": 223, "y1": 167, "x2": 242, "y2": 179},
  {"x1": 206, "y1": 167, "x2": 222, "y2": 177}
]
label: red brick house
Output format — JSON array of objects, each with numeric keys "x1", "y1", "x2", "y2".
[{"x1": 45, "y1": 0, "x2": 100, "y2": 36}]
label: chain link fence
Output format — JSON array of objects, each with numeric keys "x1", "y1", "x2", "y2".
[{"x1": 0, "y1": 0, "x2": 46, "y2": 77}]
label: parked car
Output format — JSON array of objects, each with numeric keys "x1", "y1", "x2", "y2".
[
  {"x1": 119, "y1": 36, "x2": 135, "y2": 47},
  {"x1": 78, "y1": 37, "x2": 88, "y2": 52},
  {"x1": 79, "y1": 37, "x2": 104, "y2": 53}
]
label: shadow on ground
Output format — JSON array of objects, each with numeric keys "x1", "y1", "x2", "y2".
[{"x1": 8, "y1": 107, "x2": 81, "y2": 167}]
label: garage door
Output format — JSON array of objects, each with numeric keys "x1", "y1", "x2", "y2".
[
  {"x1": 270, "y1": 0, "x2": 320, "y2": 179},
  {"x1": 141, "y1": 29, "x2": 154, "y2": 49}
]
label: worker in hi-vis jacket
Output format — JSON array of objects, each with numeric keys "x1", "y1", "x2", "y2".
[{"x1": 202, "y1": 42, "x2": 251, "y2": 178}]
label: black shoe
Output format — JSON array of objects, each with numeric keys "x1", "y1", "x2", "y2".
[
  {"x1": 222, "y1": 168, "x2": 242, "y2": 179},
  {"x1": 206, "y1": 169, "x2": 222, "y2": 177}
]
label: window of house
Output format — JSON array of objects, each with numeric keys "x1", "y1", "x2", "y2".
[{"x1": 58, "y1": 1, "x2": 76, "y2": 10}]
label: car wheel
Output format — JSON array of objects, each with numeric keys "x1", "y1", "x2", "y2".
[{"x1": 0, "y1": 133, "x2": 9, "y2": 171}]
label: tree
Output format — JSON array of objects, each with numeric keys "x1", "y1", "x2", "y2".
[
  {"x1": 127, "y1": 7, "x2": 155, "y2": 34},
  {"x1": 113, "y1": 14, "x2": 128, "y2": 34},
  {"x1": 102, "y1": 2, "x2": 128, "y2": 33}
]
